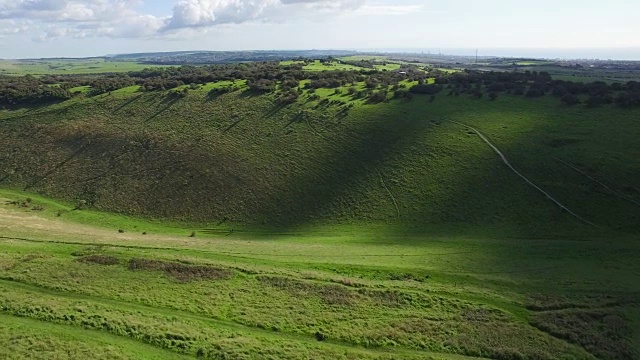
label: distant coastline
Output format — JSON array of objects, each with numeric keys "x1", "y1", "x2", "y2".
[
  {"x1": 360, "y1": 47, "x2": 640, "y2": 61},
  {"x1": 2, "y1": 48, "x2": 640, "y2": 62}
]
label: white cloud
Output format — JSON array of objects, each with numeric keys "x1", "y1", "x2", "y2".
[
  {"x1": 354, "y1": 4, "x2": 423, "y2": 16},
  {"x1": 0, "y1": 19, "x2": 31, "y2": 37},
  {"x1": 0, "y1": 0, "x2": 422, "y2": 41},
  {"x1": 165, "y1": 0, "x2": 279, "y2": 29},
  {"x1": 163, "y1": 0, "x2": 365, "y2": 30}
]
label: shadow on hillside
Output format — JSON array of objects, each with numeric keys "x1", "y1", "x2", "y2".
[
  {"x1": 219, "y1": 95, "x2": 636, "y2": 239},
  {"x1": 231, "y1": 103, "x2": 435, "y2": 230},
  {"x1": 7, "y1": 92, "x2": 638, "y2": 240},
  {"x1": 113, "y1": 95, "x2": 142, "y2": 113},
  {"x1": 0, "y1": 99, "x2": 69, "y2": 115},
  {"x1": 145, "y1": 95, "x2": 180, "y2": 122},
  {"x1": 5, "y1": 93, "x2": 638, "y2": 360}
]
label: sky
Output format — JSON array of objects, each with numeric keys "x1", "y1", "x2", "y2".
[{"x1": 0, "y1": 0, "x2": 639, "y2": 59}]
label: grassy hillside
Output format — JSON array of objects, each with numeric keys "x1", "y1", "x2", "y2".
[
  {"x1": 1, "y1": 81, "x2": 640, "y2": 359},
  {"x1": 1, "y1": 83, "x2": 639, "y2": 234}
]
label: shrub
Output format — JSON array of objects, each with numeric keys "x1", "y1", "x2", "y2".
[
  {"x1": 368, "y1": 91, "x2": 387, "y2": 103},
  {"x1": 409, "y1": 84, "x2": 443, "y2": 95},
  {"x1": 561, "y1": 94, "x2": 580, "y2": 106},
  {"x1": 128, "y1": 258, "x2": 233, "y2": 282}
]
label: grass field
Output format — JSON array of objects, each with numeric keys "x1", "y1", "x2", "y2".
[
  {"x1": 0, "y1": 190, "x2": 638, "y2": 359},
  {"x1": 0, "y1": 58, "x2": 162, "y2": 76},
  {"x1": 1, "y1": 75, "x2": 640, "y2": 358},
  {"x1": 280, "y1": 60, "x2": 366, "y2": 71},
  {"x1": 338, "y1": 55, "x2": 391, "y2": 61}
]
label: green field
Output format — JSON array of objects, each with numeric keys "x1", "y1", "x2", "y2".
[
  {"x1": 0, "y1": 58, "x2": 162, "y2": 76},
  {"x1": 1, "y1": 70, "x2": 640, "y2": 359},
  {"x1": 1, "y1": 189, "x2": 638, "y2": 360},
  {"x1": 280, "y1": 60, "x2": 366, "y2": 71},
  {"x1": 338, "y1": 55, "x2": 391, "y2": 61}
]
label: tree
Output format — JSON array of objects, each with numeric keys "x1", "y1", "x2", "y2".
[
  {"x1": 409, "y1": 84, "x2": 443, "y2": 95},
  {"x1": 368, "y1": 91, "x2": 387, "y2": 103},
  {"x1": 561, "y1": 94, "x2": 580, "y2": 106}
]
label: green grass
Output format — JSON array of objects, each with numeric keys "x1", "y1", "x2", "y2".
[
  {"x1": 433, "y1": 67, "x2": 461, "y2": 74},
  {"x1": 280, "y1": 60, "x2": 364, "y2": 71},
  {"x1": 0, "y1": 58, "x2": 165, "y2": 76},
  {"x1": 198, "y1": 80, "x2": 247, "y2": 92},
  {"x1": 0, "y1": 313, "x2": 191, "y2": 360},
  {"x1": 69, "y1": 85, "x2": 91, "y2": 94},
  {"x1": 0, "y1": 188, "x2": 198, "y2": 237},
  {"x1": 1, "y1": 77, "x2": 640, "y2": 359},
  {"x1": 1, "y1": 83, "x2": 640, "y2": 233},
  {"x1": 1, "y1": 195, "x2": 637, "y2": 359},
  {"x1": 280, "y1": 60, "x2": 305, "y2": 66},
  {"x1": 338, "y1": 55, "x2": 391, "y2": 62},
  {"x1": 302, "y1": 60, "x2": 365, "y2": 71},
  {"x1": 374, "y1": 63, "x2": 402, "y2": 71}
]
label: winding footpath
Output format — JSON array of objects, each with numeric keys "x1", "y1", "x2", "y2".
[{"x1": 448, "y1": 120, "x2": 599, "y2": 228}]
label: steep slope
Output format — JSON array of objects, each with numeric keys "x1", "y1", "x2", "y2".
[{"x1": 1, "y1": 87, "x2": 639, "y2": 233}]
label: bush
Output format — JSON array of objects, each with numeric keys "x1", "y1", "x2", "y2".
[
  {"x1": 368, "y1": 91, "x2": 387, "y2": 103},
  {"x1": 409, "y1": 84, "x2": 443, "y2": 95},
  {"x1": 561, "y1": 94, "x2": 580, "y2": 106},
  {"x1": 128, "y1": 258, "x2": 233, "y2": 282}
]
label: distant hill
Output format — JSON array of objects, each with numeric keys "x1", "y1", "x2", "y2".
[{"x1": 108, "y1": 50, "x2": 358, "y2": 64}]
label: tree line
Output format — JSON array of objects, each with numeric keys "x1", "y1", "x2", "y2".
[{"x1": 1, "y1": 61, "x2": 639, "y2": 109}]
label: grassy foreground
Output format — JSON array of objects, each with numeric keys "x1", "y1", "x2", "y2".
[{"x1": 0, "y1": 191, "x2": 639, "y2": 359}]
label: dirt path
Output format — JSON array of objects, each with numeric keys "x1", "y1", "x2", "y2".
[{"x1": 448, "y1": 121, "x2": 599, "y2": 228}]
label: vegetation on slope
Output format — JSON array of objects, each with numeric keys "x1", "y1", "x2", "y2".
[{"x1": 1, "y1": 74, "x2": 639, "y2": 234}]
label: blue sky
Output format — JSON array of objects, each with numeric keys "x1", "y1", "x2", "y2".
[{"x1": 0, "y1": 0, "x2": 639, "y2": 59}]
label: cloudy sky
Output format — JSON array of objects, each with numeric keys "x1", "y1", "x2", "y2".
[{"x1": 0, "y1": 0, "x2": 639, "y2": 59}]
